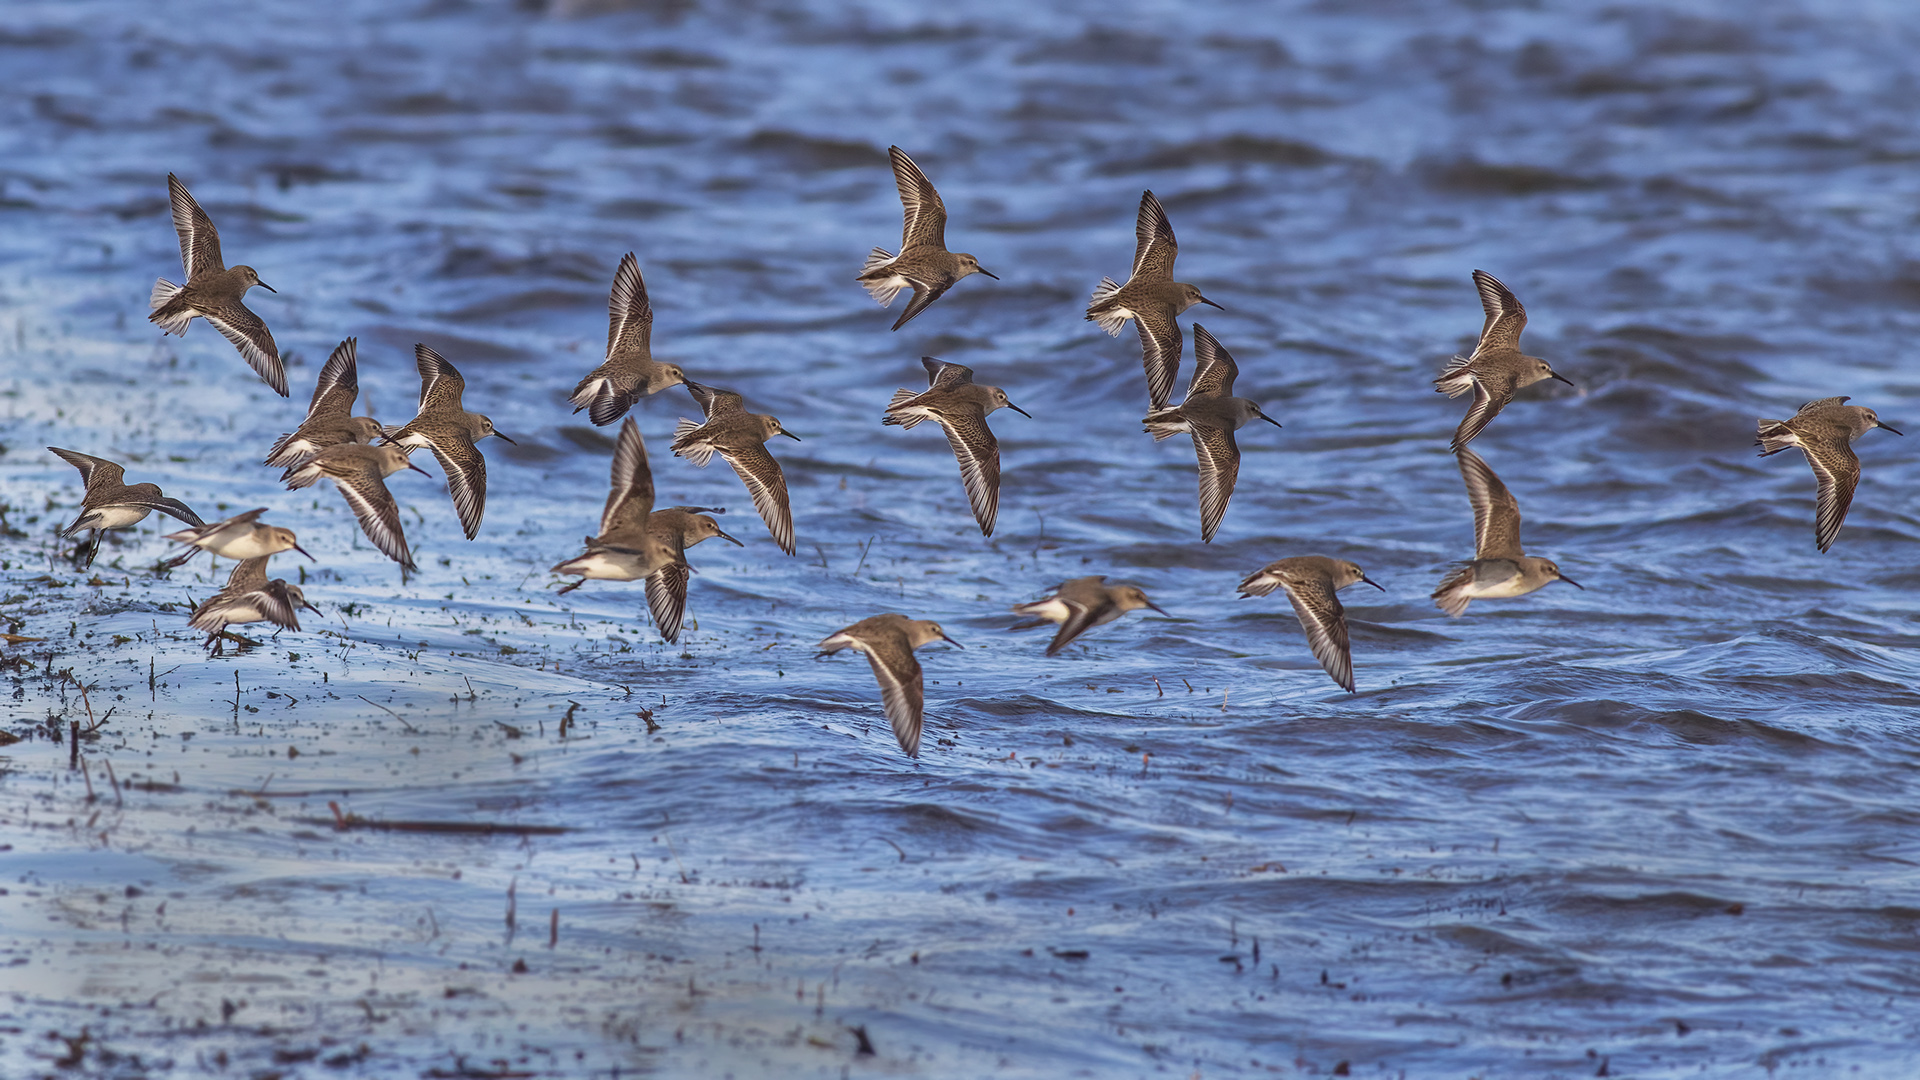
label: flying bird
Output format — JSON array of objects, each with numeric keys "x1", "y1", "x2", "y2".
[
  {"x1": 1237, "y1": 556, "x2": 1383, "y2": 692},
  {"x1": 1142, "y1": 325, "x2": 1282, "y2": 542},
  {"x1": 264, "y1": 338, "x2": 385, "y2": 468},
  {"x1": 47, "y1": 446, "x2": 203, "y2": 570},
  {"x1": 1431, "y1": 448, "x2": 1581, "y2": 617},
  {"x1": 857, "y1": 146, "x2": 997, "y2": 331},
  {"x1": 1009, "y1": 576, "x2": 1168, "y2": 656},
  {"x1": 670, "y1": 382, "x2": 800, "y2": 554},
  {"x1": 188, "y1": 555, "x2": 319, "y2": 656},
  {"x1": 163, "y1": 507, "x2": 313, "y2": 570},
  {"x1": 1086, "y1": 190, "x2": 1222, "y2": 410},
  {"x1": 567, "y1": 252, "x2": 690, "y2": 426},
  {"x1": 1432, "y1": 270, "x2": 1572, "y2": 451},
  {"x1": 148, "y1": 173, "x2": 285, "y2": 395},
  {"x1": 384, "y1": 345, "x2": 515, "y2": 540},
  {"x1": 883, "y1": 356, "x2": 1029, "y2": 536},
  {"x1": 1756, "y1": 396, "x2": 1902, "y2": 552},
  {"x1": 282, "y1": 443, "x2": 430, "y2": 573},
  {"x1": 817, "y1": 613, "x2": 963, "y2": 758}
]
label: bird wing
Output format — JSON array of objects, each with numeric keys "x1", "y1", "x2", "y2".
[
  {"x1": 1045, "y1": 595, "x2": 1108, "y2": 656},
  {"x1": 1131, "y1": 190, "x2": 1179, "y2": 282},
  {"x1": 1469, "y1": 269, "x2": 1527, "y2": 356},
  {"x1": 307, "y1": 338, "x2": 361, "y2": 421},
  {"x1": 938, "y1": 408, "x2": 1001, "y2": 536},
  {"x1": 888, "y1": 279, "x2": 951, "y2": 332},
  {"x1": 130, "y1": 495, "x2": 205, "y2": 528},
  {"x1": 890, "y1": 146, "x2": 947, "y2": 251},
  {"x1": 1456, "y1": 447, "x2": 1524, "y2": 559},
  {"x1": 428, "y1": 433, "x2": 489, "y2": 540},
  {"x1": 1190, "y1": 422, "x2": 1241, "y2": 544},
  {"x1": 921, "y1": 355, "x2": 974, "y2": 390},
  {"x1": 413, "y1": 344, "x2": 467, "y2": 412},
  {"x1": 601, "y1": 417, "x2": 656, "y2": 537},
  {"x1": 256, "y1": 581, "x2": 304, "y2": 632},
  {"x1": 689, "y1": 382, "x2": 747, "y2": 420},
  {"x1": 1797, "y1": 396, "x2": 1851, "y2": 414},
  {"x1": 200, "y1": 302, "x2": 287, "y2": 396},
  {"x1": 722, "y1": 443, "x2": 794, "y2": 555},
  {"x1": 644, "y1": 562, "x2": 692, "y2": 644},
  {"x1": 47, "y1": 447, "x2": 124, "y2": 491},
  {"x1": 168, "y1": 173, "x2": 224, "y2": 278},
  {"x1": 1134, "y1": 307, "x2": 1184, "y2": 411},
  {"x1": 332, "y1": 472, "x2": 415, "y2": 570},
  {"x1": 1804, "y1": 439, "x2": 1861, "y2": 553},
  {"x1": 864, "y1": 647, "x2": 926, "y2": 757},
  {"x1": 1186, "y1": 323, "x2": 1238, "y2": 398},
  {"x1": 1448, "y1": 372, "x2": 1514, "y2": 452},
  {"x1": 1284, "y1": 579, "x2": 1354, "y2": 692},
  {"x1": 224, "y1": 556, "x2": 272, "y2": 592},
  {"x1": 606, "y1": 252, "x2": 654, "y2": 359}
]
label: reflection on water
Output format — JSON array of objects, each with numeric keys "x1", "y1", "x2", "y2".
[{"x1": 4, "y1": 1, "x2": 1920, "y2": 1076}]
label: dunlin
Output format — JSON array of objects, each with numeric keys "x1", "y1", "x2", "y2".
[
  {"x1": 162, "y1": 507, "x2": 313, "y2": 570},
  {"x1": 282, "y1": 443, "x2": 430, "y2": 572},
  {"x1": 567, "y1": 252, "x2": 689, "y2": 426},
  {"x1": 384, "y1": 345, "x2": 515, "y2": 540},
  {"x1": 641, "y1": 507, "x2": 742, "y2": 644},
  {"x1": 670, "y1": 382, "x2": 800, "y2": 554},
  {"x1": 148, "y1": 173, "x2": 286, "y2": 396},
  {"x1": 1142, "y1": 324, "x2": 1282, "y2": 542},
  {"x1": 1433, "y1": 270, "x2": 1572, "y2": 451},
  {"x1": 47, "y1": 447, "x2": 204, "y2": 570},
  {"x1": 816, "y1": 613, "x2": 963, "y2": 757},
  {"x1": 1009, "y1": 575, "x2": 1167, "y2": 656},
  {"x1": 857, "y1": 146, "x2": 997, "y2": 331},
  {"x1": 883, "y1": 356, "x2": 1030, "y2": 536},
  {"x1": 1086, "y1": 190, "x2": 1222, "y2": 410},
  {"x1": 1237, "y1": 556, "x2": 1382, "y2": 693},
  {"x1": 552, "y1": 417, "x2": 676, "y2": 593},
  {"x1": 264, "y1": 338, "x2": 384, "y2": 468},
  {"x1": 188, "y1": 555, "x2": 319, "y2": 656},
  {"x1": 1431, "y1": 448, "x2": 1580, "y2": 617},
  {"x1": 1757, "y1": 396, "x2": 1902, "y2": 552}
]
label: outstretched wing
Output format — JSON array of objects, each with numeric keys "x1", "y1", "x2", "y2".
[
  {"x1": 644, "y1": 562, "x2": 692, "y2": 644},
  {"x1": 890, "y1": 146, "x2": 948, "y2": 251},
  {"x1": 1456, "y1": 447, "x2": 1524, "y2": 560},
  {"x1": 1448, "y1": 373, "x2": 1514, "y2": 452},
  {"x1": 606, "y1": 252, "x2": 654, "y2": 359},
  {"x1": 864, "y1": 649, "x2": 926, "y2": 757},
  {"x1": 921, "y1": 356, "x2": 974, "y2": 390},
  {"x1": 201, "y1": 301, "x2": 287, "y2": 396},
  {"x1": 888, "y1": 279, "x2": 951, "y2": 332},
  {"x1": 938, "y1": 408, "x2": 1001, "y2": 536},
  {"x1": 1191, "y1": 423, "x2": 1240, "y2": 543},
  {"x1": 332, "y1": 473, "x2": 416, "y2": 570},
  {"x1": 47, "y1": 447, "x2": 124, "y2": 491},
  {"x1": 431, "y1": 435, "x2": 488, "y2": 540},
  {"x1": 1283, "y1": 579, "x2": 1353, "y2": 692},
  {"x1": 600, "y1": 417, "x2": 655, "y2": 537},
  {"x1": 131, "y1": 495, "x2": 205, "y2": 528},
  {"x1": 1469, "y1": 269, "x2": 1527, "y2": 356},
  {"x1": 1131, "y1": 190, "x2": 1179, "y2": 283},
  {"x1": 1186, "y1": 323, "x2": 1238, "y2": 398},
  {"x1": 1804, "y1": 439, "x2": 1861, "y2": 553},
  {"x1": 307, "y1": 338, "x2": 361, "y2": 420},
  {"x1": 1135, "y1": 308, "x2": 1184, "y2": 411},
  {"x1": 414, "y1": 344, "x2": 467, "y2": 413},
  {"x1": 722, "y1": 444, "x2": 794, "y2": 555},
  {"x1": 687, "y1": 382, "x2": 747, "y2": 420},
  {"x1": 168, "y1": 173, "x2": 225, "y2": 279}
]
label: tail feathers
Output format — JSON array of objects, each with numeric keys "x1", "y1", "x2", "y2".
[
  {"x1": 1755, "y1": 420, "x2": 1797, "y2": 456},
  {"x1": 567, "y1": 374, "x2": 606, "y2": 412},
  {"x1": 860, "y1": 247, "x2": 896, "y2": 274},
  {"x1": 1430, "y1": 565, "x2": 1475, "y2": 617},
  {"x1": 282, "y1": 461, "x2": 323, "y2": 489},
  {"x1": 1236, "y1": 572, "x2": 1281, "y2": 598},
  {"x1": 671, "y1": 418, "x2": 715, "y2": 466},
  {"x1": 858, "y1": 249, "x2": 904, "y2": 305},
  {"x1": 1433, "y1": 356, "x2": 1475, "y2": 397},
  {"x1": 883, "y1": 389, "x2": 929, "y2": 428},
  {"x1": 149, "y1": 279, "x2": 192, "y2": 335},
  {"x1": 262, "y1": 431, "x2": 299, "y2": 467},
  {"x1": 1142, "y1": 408, "x2": 1188, "y2": 442},
  {"x1": 1085, "y1": 278, "x2": 1128, "y2": 335}
]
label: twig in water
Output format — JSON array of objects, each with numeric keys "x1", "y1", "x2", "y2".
[
  {"x1": 80, "y1": 755, "x2": 95, "y2": 803},
  {"x1": 853, "y1": 535, "x2": 876, "y2": 577},
  {"x1": 812, "y1": 543, "x2": 830, "y2": 570},
  {"x1": 505, "y1": 876, "x2": 517, "y2": 941},
  {"x1": 1151, "y1": 674, "x2": 1164, "y2": 698},
  {"x1": 103, "y1": 759, "x2": 123, "y2": 807},
  {"x1": 548, "y1": 907, "x2": 559, "y2": 949},
  {"x1": 871, "y1": 837, "x2": 907, "y2": 863},
  {"x1": 355, "y1": 694, "x2": 418, "y2": 733},
  {"x1": 663, "y1": 832, "x2": 690, "y2": 883}
]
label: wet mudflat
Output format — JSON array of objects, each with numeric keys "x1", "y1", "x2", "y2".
[{"x1": 4, "y1": 0, "x2": 1920, "y2": 1076}]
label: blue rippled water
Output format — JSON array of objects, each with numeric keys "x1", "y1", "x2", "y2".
[{"x1": 3, "y1": 1, "x2": 1920, "y2": 1076}]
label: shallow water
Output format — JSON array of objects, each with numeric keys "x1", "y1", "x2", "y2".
[{"x1": 4, "y1": 0, "x2": 1920, "y2": 1076}]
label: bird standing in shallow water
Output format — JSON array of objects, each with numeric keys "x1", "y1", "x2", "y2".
[
  {"x1": 1010, "y1": 576, "x2": 1168, "y2": 656},
  {"x1": 1143, "y1": 324, "x2": 1282, "y2": 543},
  {"x1": 1431, "y1": 448, "x2": 1580, "y2": 617},
  {"x1": 670, "y1": 382, "x2": 801, "y2": 555},
  {"x1": 1756, "y1": 396, "x2": 1902, "y2": 553},
  {"x1": 148, "y1": 173, "x2": 286, "y2": 396},
  {"x1": 1433, "y1": 269, "x2": 1572, "y2": 451},
  {"x1": 857, "y1": 146, "x2": 997, "y2": 331},
  {"x1": 264, "y1": 338, "x2": 384, "y2": 468},
  {"x1": 883, "y1": 356, "x2": 1029, "y2": 536},
  {"x1": 383, "y1": 345, "x2": 515, "y2": 540},
  {"x1": 568, "y1": 252, "x2": 689, "y2": 426},
  {"x1": 1238, "y1": 556, "x2": 1383, "y2": 693},
  {"x1": 1086, "y1": 190, "x2": 1223, "y2": 411},
  {"x1": 817, "y1": 613, "x2": 963, "y2": 758},
  {"x1": 189, "y1": 555, "x2": 319, "y2": 656},
  {"x1": 47, "y1": 447, "x2": 203, "y2": 570}
]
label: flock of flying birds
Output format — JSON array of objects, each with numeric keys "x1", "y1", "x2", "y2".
[{"x1": 40, "y1": 153, "x2": 1902, "y2": 758}]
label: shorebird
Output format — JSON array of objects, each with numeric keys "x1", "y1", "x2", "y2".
[
  {"x1": 816, "y1": 613, "x2": 963, "y2": 758},
  {"x1": 264, "y1": 338, "x2": 384, "y2": 468},
  {"x1": 1086, "y1": 190, "x2": 1222, "y2": 410},
  {"x1": 188, "y1": 555, "x2": 319, "y2": 656},
  {"x1": 640, "y1": 507, "x2": 742, "y2": 644},
  {"x1": 1433, "y1": 270, "x2": 1572, "y2": 451},
  {"x1": 553, "y1": 416, "x2": 678, "y2": 592},
  {"x1": 1431, "y1": 448, "x2": 1580, "y2": 617},
  {"x1": 1142, "y1": 324, "x2": 1282, "y2": 542},
  {"x1": 567, "y1": 252, "x2": 689, "y2": 426},
  {"x1": 47, "y1": 447, "x2": 204, "y2": 570},
  {"x1": 282, "y1": 443, "x2": 430, "y2": 573},
  {"x1": 148, "y1": 173, "x2": 286, "y2": 395},
  {"x1": 1009, "y1": 576, "x2": 1168, "y2": 656},
  {"x1": 1757, "y1": 396, "x2": 1902, "y2": 552},
  {"x1": 671, "y1": 382, "x2": 800, "y2": 554},
  {"x1": 857, "y1": 146, "x2": 997, "y2": 331},
  {"x1": 1237, "y1": 556, "x2": 1383, "y2": 693},
  {"x1": 883, "y1": 356, "x2": 1029, "y2": 536},
  {"x1": 383, "y1": 345, "x2": 515, "y2": 540},
  {"x1": 162, "y1": 507, "x2": 313, "y2": 570}
]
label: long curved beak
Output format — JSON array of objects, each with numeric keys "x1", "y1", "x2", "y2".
[
  {"x1": 716, "y1": 529, "x2": 744, "y2": 547},
  {"x1": 300, "y1": 599, "x2": 323, "y2": 614},
  {"x1": 1550, "y1": 371, "x2": 1575, "y2": 386},
  {"x1": 407, "y1": 461, "x2": 434, "y2": 477},
  {"x1": 292, "y1": 543, "x2": 317, "y2": 562},
  {"x1": 1006, "y1": 402, "x2": 1032, "y2": 418},
  {"x1": 939, "y1": 633, "x2": 965, "y2": 649},
  {"x1": 1360, "y1": 575, "x2": 1385, "y2": 592},
  {"x1": 1556, "y1": 573, "x2": 1584, "y2": 589},
  {"x1": 1880, "y1": 421, "x2": 1904, "y2": 436},
  {"x1": 492, "y1": 432, "x2": 517, "y2": 445},
  {"x1": 779, "y1": 431, "x2": 803, "y2": 441},
  {"x1": 258, "y1": 281, "x2": 278, "y2": 294},
  {"x1": 1199, "y1": 295, "x2": 1224, "y2": 310},
  {"x1": 977, "y1": 268, "x2": 999, "y2": 280},
  {"x1": 1145, "y1": 601, "x2": 1170, "y2": 617},
  {"x1": 1258, "y1": 413, "x2": 1283, "y2": 429}
]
